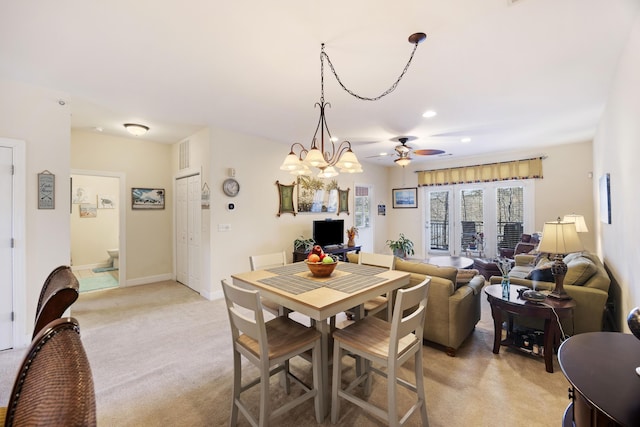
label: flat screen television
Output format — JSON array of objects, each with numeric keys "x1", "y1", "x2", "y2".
[{"x1": 313, "y1": 219, "x2": 344, "y2": 249}]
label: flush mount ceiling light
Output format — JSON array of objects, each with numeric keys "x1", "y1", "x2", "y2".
[
  {"x1": 280, "y1": 32, "x2": 427, "y2": 177},
  {"x1": 124, "y1": 123, "x2": 149, "y2": 136}
]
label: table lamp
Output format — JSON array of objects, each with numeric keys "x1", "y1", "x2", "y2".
[
  {"x1": 538, "y1": 218, "x2": 583, "y2": 300},
  {"x1": 562, "y1": 214, "x2": 589, "y2": 233}
]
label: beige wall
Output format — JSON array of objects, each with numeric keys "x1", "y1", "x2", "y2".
[
  {"x1": 70, "y1": 174, "x2": 119, "y2": 267},
  {"x1": 0, "y1": 79, "x2": 71, "y2": 345},
  {"x1": 593, "y1": 11, "x2": 640, "y2": 332},
  {"x1": 71, "y1": 130, "x2": 173, "y2": 283},
  {"x1": 387, "y1": 141, "x2": 596, "y2": 258}
]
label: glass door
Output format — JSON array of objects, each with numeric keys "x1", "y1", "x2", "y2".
[
  {"x1": 458, "y1": 188, "x2": 484, "y2": 257},
  {"x1": 424, "y1": 189, "x2": 452, "y2": 255}
]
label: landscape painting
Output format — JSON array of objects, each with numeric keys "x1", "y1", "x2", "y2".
[
  {"x1": 132, "y1": 188, "x2": 165, "y2": 210},
  {"x1": 297, "y1": 176, "x2": 338, "y2": 214}
]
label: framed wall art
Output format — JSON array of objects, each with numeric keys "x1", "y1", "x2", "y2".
[
  {"x1": 392, "y1": 187, "x2": 418, "y2": 209},
  {"x1": 37, "y1": 170, "x2": 55, "y2": 209},
  {"x1": 599, "y1": 173, "x2": 611, "y2": 224},
  {"x1": 337, "y1": 187, "x2": 350, "y2": 215},
  {"x1": 297, "y1": 176, "x2": 338, "y2": 214},
  {"x1": 132, "y1": 188, "x2": 165, "y2": 210},
  {"x1": 276, "y1": 180, "x2": 296, "y2": 216}
]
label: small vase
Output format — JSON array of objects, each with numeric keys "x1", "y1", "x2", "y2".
[
  {"x1": 501, "y1": 275, "x2": 510, "y2": 299},
  {"x1": 347, "y1": 238, "x2": 355, "y2": 247}
]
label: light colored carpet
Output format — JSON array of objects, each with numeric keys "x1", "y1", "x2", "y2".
[{"x1": 0, "y1": 281, "x2": 571, "y2": 426}]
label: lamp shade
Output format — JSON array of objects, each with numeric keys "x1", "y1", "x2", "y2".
[
  {"x1": 335, "y1": 150, "x2": 361, "y2": 170},
  {"x1": 538, "y1": 220, "x2": 584, "y2": 254},
  {"x1": 394, "y1": 156, "x2": 411, "y2": 167},
  {"x1": 123, "y1": 123, "x2": 149, "y2": 136},
  {"x1": 280, "y1": 152, "x2": 302, "y2": 171},
  {"x1": 562, "y1": 214, "x2": 588, "y2": 233},
  {"x1": 303, "y1": 147, "x2": 329, "y2": 168}
]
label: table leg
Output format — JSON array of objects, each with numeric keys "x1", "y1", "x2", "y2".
[
  {"x1": 543, "y1": 318, "x2": 554, "y2": 373},
  {"x1": 489, "y1": 300, "x2": 502, "y2": 354},
  {"x1": 315, "y1": 319, "x2": 330, "y2": 418}
]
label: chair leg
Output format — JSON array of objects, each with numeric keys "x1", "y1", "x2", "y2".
[
  {"x1": 312, "y1": 339, "x2": 323, "y2": 423},
  {"x1": 331, "y1": 343, "x2": 343, "y2": 423},
  {"x1": 259, "y1": 361, "x2": 270, "y2": 427},
  {"x1": 283, "y1": 360, "x2": 291, "y2": 394},
  {"x1": 415, "y1": 349, "x2": 429, "y2": 426},
  {"x1": 230, "y1": 351, "x2": 241, "y2": 426},
  {"x1": 388, "y1": 359, "x2": 398, "y2": 427},
  {"x1": 363, "y1": 359, "x2": 373, "y2": 397}
]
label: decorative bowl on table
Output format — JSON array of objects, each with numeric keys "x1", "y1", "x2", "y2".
[{"x1": 305, "y1": 259, "x2": 337, "y2": 277}]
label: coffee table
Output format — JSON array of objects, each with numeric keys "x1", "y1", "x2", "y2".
[
  {"x1": 484, "y1": 284, "x2": 576, "y2": 373},
  {"x1": 427, "y1": 255, "x2": 474, "y2": 269}
]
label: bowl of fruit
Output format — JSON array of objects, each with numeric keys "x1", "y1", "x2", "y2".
[{"x1": 305, "y1": 246, "x2": 337, "y2": 277}]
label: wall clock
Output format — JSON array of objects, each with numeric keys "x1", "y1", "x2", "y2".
[{"x1": 222, "y1": 178, "x2": 240, "y2": 197}]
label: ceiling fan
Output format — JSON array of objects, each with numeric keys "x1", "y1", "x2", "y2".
[{"x1": 392, "y1": 136, "x2": 445, "y2": 166}]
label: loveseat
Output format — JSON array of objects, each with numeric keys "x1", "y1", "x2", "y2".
[
  {"x1": 348, "y1": 253, "x2": 485, "y2": 356},
  {"x1": 489, "y1": 251, "x2": 610, "y2": 334}
]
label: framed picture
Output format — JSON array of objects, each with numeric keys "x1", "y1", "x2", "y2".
[
  {"x1": 392, "y1": 187, "x2": 418, "y2": 208},
  {"x1": 337, "y1": 188, "x2": 350, "y2": 215},
  {"x1": 132, "y1": 188, "x2": 165, "y2": 210},
  {"x1": 97, "y1": 194, "x2": 115, "y2": 209},
  {"x1": 297, "y1": 176, "x2": 338, "y2": 214},
  {"x1": 599, "y1": 173, "x2": 611, "y2": 224},
  {"x1": 276, "y1": 180, "x2": 296, "y2": 216},
  {"x1": 37, "y1": 171, "x2": 55, "y2": 209},
  {"x1": 79, "y1": 204, "x2": 97, "y2": 218}
]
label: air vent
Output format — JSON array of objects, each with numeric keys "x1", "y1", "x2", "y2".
[{"x1": 179, "y1": 140, "x2": 190, "y2": 170}]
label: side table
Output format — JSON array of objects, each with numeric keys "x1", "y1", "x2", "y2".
[
  {"x1": 484, "y1": 284, "x2": 576, "y2": 373},
  {"x1": 558, "y1": 332, "x2": 640, "y2": 426},
  {"x1": 292, "y1": 245, "x2": 361, "y2": 263}
]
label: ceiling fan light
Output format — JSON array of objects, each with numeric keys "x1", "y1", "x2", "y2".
[
  {"x1": 124, "y1": 123, "x2": 149, "y2": 136},
  {"x1": 395, "y1": 157, "x2": 412, "y2": 167}
]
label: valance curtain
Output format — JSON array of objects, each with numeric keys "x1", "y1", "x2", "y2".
[{"x1": 416, "y1": 157, "x2": 543, "y2": 186}]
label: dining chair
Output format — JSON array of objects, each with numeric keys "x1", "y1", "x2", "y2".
[
  {"x1": 249, "y1": 251, "x2": 287, "y2": 317},
  {"x1": 2, "y1": 317, "x2": 96, "y2": 427},
  {"x1": 33, "y1": 265, "x2": 80, "y2": 338},
  {"x1": 331, "y1": 278, "x2": 431, "y2": 426},
  {"x1": 359, "y1": 252, "x2": 395, "y2": 320},
  {"x1": 221, "y1": 279, "x2": 323, "y2": 426}
]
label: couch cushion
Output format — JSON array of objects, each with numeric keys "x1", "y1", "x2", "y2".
[
  {"x1": 394, "y1": 258, "x2": 458, "y2": 284},
  {"x1": 525, "y1": 265, "x2": 554, "y2": 282},
  {"x1": 456, "y1": 268, "x2": 480, "y2": 285},
  {"x1": 564, "y1": 256, "x2": 597, "y2": 286}
]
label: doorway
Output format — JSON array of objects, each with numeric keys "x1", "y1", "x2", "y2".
[{"x1": 70, "y1": 170, "x2": 125, "y2": 291}]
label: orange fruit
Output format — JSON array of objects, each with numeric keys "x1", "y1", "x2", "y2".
[{"x1": 308, "y1": 254, "x2": 320, "y2": 263}]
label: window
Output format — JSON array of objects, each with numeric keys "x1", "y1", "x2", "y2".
[{"x1": 354, "y1": 186, "x2": 370, "y2": 229}]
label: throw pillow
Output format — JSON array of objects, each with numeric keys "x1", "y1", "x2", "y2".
[
  {"x1": 526, "y1": 259, "x2": 554, "y2": 282},
  {"x1": 456, "y1": 268, "x2": 479, "y2": 286},
  {"x1": 564, "y1": 256, "x2": 597, "y2": 286}
]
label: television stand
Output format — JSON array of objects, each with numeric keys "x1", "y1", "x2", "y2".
[{"x1": 293, "y1": 245, "x2": 361, "y2": 263}]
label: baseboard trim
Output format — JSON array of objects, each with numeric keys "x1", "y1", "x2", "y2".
[{"x1": 125, "y1": 273, "x2": 173, "y2": 287}]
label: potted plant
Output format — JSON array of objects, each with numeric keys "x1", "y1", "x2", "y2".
[
  {"x1": 293, "y1": 236, "x2": 315, "y2": 253},
  {"x1": 386, "y1": 233, "x2": 415, "y2": 258}
]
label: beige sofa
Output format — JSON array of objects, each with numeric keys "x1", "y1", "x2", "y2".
[
  {"x1": 489, "y1": 251, "x2": 610, "y2": 334},
  {"x1": 347, "y1": 253, "x2": 485, "y2": 356}
]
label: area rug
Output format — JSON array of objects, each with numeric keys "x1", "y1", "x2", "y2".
[
  {"x1": 92, "y1": 266, "x2": 118, "y2": 273},
  {"x1": 79, "y1": 274, "x2": 118, "y2": 292}
]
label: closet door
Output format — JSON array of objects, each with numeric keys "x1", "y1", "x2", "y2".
[
  {"x1": 175, "y1": 174, "x2": 201, "y2": 293},
  {"x1": 0, "y1": 147, "x2": 13, "y2": 349}
]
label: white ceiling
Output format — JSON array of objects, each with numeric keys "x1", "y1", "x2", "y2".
[{"x1": 1, "y1": 0, "x2": 638, "y2": 166}]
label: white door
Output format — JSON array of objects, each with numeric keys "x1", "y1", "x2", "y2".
[
  {"x1": 175, "y1": 174, "x2": 201, "y2": 293},
  {"x1": 176, "y1": 177, "x2": 188, "y2": 285},
  {"x1": 0, "y1": 147, "x2": 13, "y2": 349}
]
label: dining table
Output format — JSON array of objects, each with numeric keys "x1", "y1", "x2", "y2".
[{"x1": 231, "y1": 261, "x2": 410, "y2": 418}]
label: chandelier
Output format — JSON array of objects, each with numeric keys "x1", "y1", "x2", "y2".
[{"x1": 280, "y1": 32, "x2": 427, "y2": 177}]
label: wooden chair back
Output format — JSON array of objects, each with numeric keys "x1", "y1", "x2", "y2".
[
  {"x1": 4, "y1": 317, "x2": 96, "y2": 427},
  {"x1": 389, "y1": 278, "x2": 430, "y2": 357},
  {"x1": 249, "y1": 251, "x2": 287, "y2": 271},
  {"x1": 221, "y1": 279, "x2": 268, "y2": 358},
  {"x1": 358, "y1": 252, "x2": 395, "y2": 270},
  {"x1": 33, "y1": 266, "x2": 79, "y2": 338}
]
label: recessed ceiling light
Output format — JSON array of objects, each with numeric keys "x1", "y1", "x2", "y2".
[
  {"x1": 461, "y1": 137, "x2": 471, "y2": 143},
  {"x1": 422, "y1": 110, "x2": 437, "y2": 118},
  {"x1": 330, "y1": 136, "x2": 339, "y2": 142},
  {"x1": 94, "y1": 127, "x2": 103, "y2": 132},
  {"x1": 379, "y1": 152, "x2": 388, "y2": 156}
]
